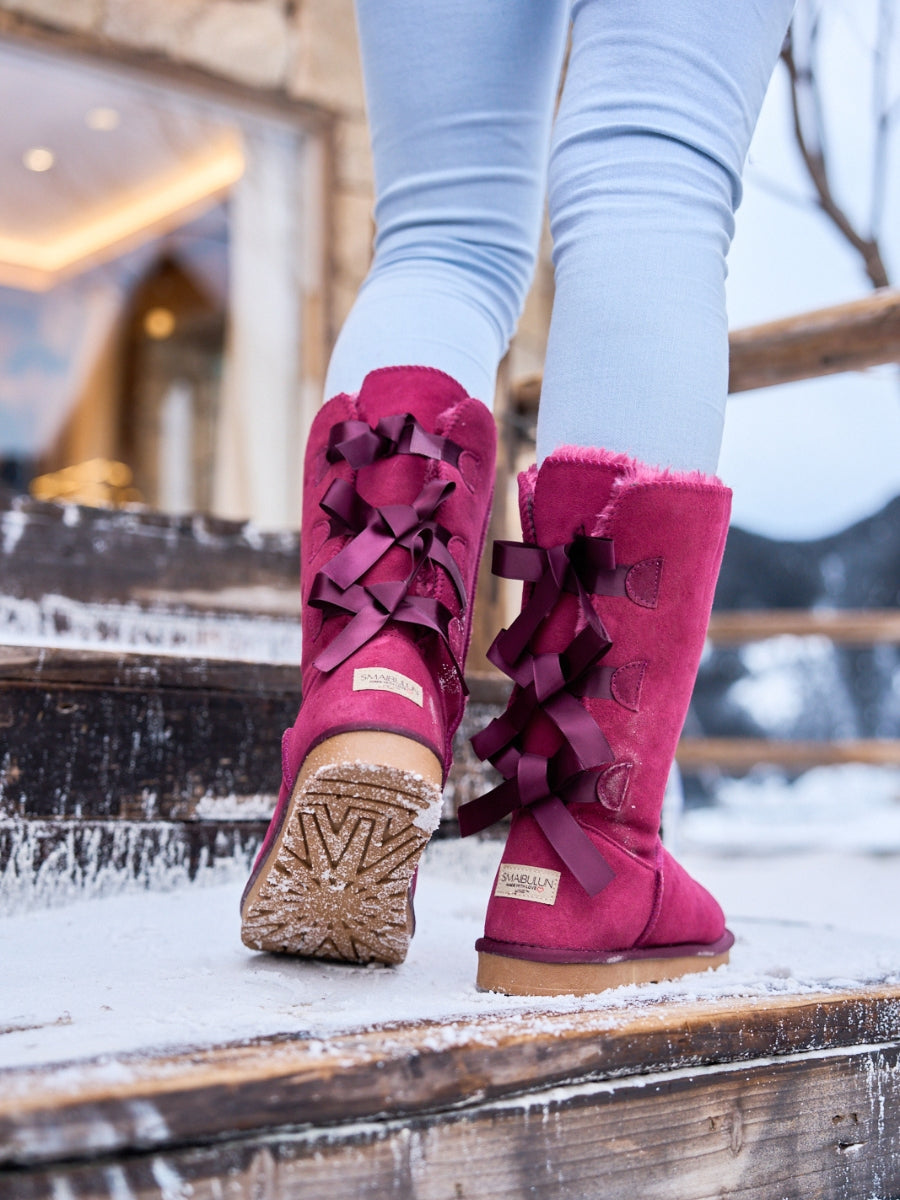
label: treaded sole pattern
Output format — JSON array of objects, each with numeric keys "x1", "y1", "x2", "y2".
[
  {"x1": 240, "y1": 733, "x2": 443, "y2": 965},
  {"x1": 476, "y1": 948, "x2": 732, "y2": 996}
]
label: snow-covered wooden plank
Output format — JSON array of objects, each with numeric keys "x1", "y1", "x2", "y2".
[
  {"x1": 2, "y1": 988, "x2": 899, "y2": 1196},
  {"x1": 707, "y1": 608, "x2": 900, "y2": 645},
  {"x1": 677, "y1": 737, "x2": 900, "y2": 771},
  {"x1": 0, "y1": 818, "x2": 264, "y2": 903},
  {"x1": 0, "y1": 650, "x2": 506, "y2": 893},
  {"x1": 1, "y1": 649, "x2": 505, "y2": 822},
  {"x1": 0, "y1": 646, "x2": 296, "y2": 823},
  {"x1": 7, "y1": 1044, "x2": 899, "y2": 1199},
  {"x1": 0, "y1": 493, "x2": 300, "y2": 615}
]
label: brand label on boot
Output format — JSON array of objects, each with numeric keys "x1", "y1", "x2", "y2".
[
  {"x1": 494, "y1": 863, "x2": 561, "y2": 906},
  {"x1": 353, "y1": 667, "x2": 423, "y2": 707}
]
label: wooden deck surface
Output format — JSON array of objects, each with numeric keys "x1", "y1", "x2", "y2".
[{"x1": 3, "y1": 986, "x2": 900, "y2": 1198}]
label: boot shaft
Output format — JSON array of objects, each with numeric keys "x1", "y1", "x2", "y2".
[
  {"x1": 461, "y1": 446, "x2": 730, "y2": 885},
  {"x1": 294, "y1": 366, "x2": 497, "y2": 779},
  {"x1": 527, "y1": 449, "x2": 731, "y2": 852}
]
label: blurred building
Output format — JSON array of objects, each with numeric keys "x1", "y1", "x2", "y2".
[{"x1": 0, "y1": 1, "x2": 553, "y2": 529}]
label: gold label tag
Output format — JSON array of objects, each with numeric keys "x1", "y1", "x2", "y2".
[
  {"x1": 494, "y1": 863, "x2": 561, "y2": 906},
  {"x1": 352, "y1": 667, "x2": 424, "y2": 707}
]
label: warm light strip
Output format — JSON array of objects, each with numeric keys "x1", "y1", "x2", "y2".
[{"x1": 0, "y1": 145, "x2": 245, "y2": 278}]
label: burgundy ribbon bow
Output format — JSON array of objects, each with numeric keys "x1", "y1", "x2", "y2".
[
  {"x1": 458, "y1": 534, "x2": 631, "y2": 897},
  {"x1": 310, "y1": 412, "x2": 467, "y2": 686},
  {"x1": 327, "y1": 413, "x2": 462, "y2": 471}
]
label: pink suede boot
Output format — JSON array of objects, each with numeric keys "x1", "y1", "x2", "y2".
[
  {"x1": 458, "y1": 447, "x2": 734, "y2": 995},
  {"x1": 242, "y1": 367, "x2": 496, "y2": 964}
]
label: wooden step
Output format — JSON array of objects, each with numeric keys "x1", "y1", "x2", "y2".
[
  {"x1": 0, "y1": 492, "x2": 299, "y2": 615},
  {"x1": 0, "y1": 647, "x2": 508, "y2": 889},
  {"x1": 6, "y1": 637, "x2": 900, "y2": 891},
  {"x1": 2, "y1": 986, "x2": 899, "y2": 1198}
]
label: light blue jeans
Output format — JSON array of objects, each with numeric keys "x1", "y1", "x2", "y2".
[{"x1": 325, "y1": 0, "x2": 795, "y2": 472}]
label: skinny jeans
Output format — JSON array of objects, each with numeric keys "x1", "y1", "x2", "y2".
[{"x1": 325, "y1": 0, "x2": 795, "y2": 472}]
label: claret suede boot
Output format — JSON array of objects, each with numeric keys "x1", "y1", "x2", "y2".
[
  {"x1": 458, "y1": 446, "x2": 734, "y2": 995},
  {"x1": 242, "y1": 366, "x2": 496, "y2": 965}
]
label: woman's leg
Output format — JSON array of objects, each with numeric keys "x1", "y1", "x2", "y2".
[
  {"x1": 537, "y1": 0, "x2": 795, "y2": 471},
  {"x1": 460, "y1": 1, "x2": 797, "y2": 996},
  {"x1": 324, "y1": 0, "x2": 571, "y2": 406}
]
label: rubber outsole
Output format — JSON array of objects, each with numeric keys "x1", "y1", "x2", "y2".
[
  {"x1": 476, "y1": 947, "x2": 732, "y2": 996},
  {"x1": 240, "y1": 732, "x2": 443, "y2": 965}
]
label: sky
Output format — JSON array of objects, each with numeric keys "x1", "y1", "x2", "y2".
[{"x1": 721, "y1": 0, "x2": 900, "y2": 540}]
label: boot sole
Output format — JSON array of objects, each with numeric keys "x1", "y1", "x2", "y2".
[
  {"x1": 240, "y1": 732, "x2": 443, "y2": 966},
  {"x1": 476, "y1": 947, "x2": 731, "y2": 997}
]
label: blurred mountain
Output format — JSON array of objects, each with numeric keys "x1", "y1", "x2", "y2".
[
  {"x1": 715, "y1": 496, "x2": 900, "y2": 611},
  {"x1": 689, "y1": 495, "x2": 900, "y2": 769}
]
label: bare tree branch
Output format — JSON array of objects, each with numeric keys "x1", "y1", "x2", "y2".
[
  {"x1": 781, "y1": 18, "x2": 891, "y2": 289},
  {"x1": 870, "y1": 0, "x2": 893, "y2": 238}
]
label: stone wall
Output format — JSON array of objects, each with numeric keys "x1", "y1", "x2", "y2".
[{"x1": 0, "y1": 0, "x2": 554, "y2": 399}]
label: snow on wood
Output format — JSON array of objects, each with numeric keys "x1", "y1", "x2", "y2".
[
  {"x1": 1, "y1": 841, "x2": 898, "y2": 1079},
  {"x1": 1, "y1": 841, "x2": 899, "y2": 1197}
]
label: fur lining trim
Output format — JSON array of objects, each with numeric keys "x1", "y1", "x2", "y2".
[
  {"x1": 517, "y1": 464, "x2": 539, "y2": 542},
  {"x1": 543, "y1": 444, "x2": 725, "y2": 489}
]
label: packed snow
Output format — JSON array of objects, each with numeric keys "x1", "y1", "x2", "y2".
[
  {"x1": 0, "y1": 593, "x2": 301, "y2": 664},
  {"x1": 1, "y1": 838, "x2": 898, "y2": 1076}
]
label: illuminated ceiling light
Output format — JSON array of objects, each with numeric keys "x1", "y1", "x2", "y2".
[
  {"x1": 0, "y1": 143, "x2": 245, "y2": 290},
  {"x1": 144, "y1": 306, "x2": 176, "y2": 340},
  {"x1": 86, "y1": 106, "x2": 120, "y2": 131},
  {"x1": 23, "y1": 146, "x2": 55, "y2": 172}
]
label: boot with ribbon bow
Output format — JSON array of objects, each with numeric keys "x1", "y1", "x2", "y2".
[
  {"x1": 241, "y1": 366, "x2": 496, "y2": 964},
  {"x1": 458, "y1": 446, "x2": 734, "y2": 995}
]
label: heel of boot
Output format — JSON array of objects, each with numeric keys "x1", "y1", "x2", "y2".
[{"x1": 241, "y1": 733, "x2": 443, "y2": 965}]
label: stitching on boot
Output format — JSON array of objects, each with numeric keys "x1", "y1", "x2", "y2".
[
  {"x1": 625, "y1": 558, "x2": 662, "y2": 608},
  {"x1": 610, "y1": 661, "x2": 646, "y2": 711},
  {"x1": 635, "y1": 858, "x2": 666, "y2": 948}
]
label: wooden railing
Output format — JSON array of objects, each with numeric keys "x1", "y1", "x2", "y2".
[
  {"x1": 707, "y1": 609, "x2": 900, "y2": 645},
  {"x1": 510, "y1": 287, "x2": 900, "y2": 410}
]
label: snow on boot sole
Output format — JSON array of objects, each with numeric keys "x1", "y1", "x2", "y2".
[{"x1": 240, "y1": 732, "x2": 442, "y2": 965}]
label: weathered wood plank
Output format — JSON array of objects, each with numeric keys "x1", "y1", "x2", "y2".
[
  {"x1": 0, "y1": 648, "x2": 295, "y2": 821},
  {"x1": 707, "y1": 608, "x2": 900, "y2": 645},
  {"x1": 0, "y1": 493, "x2": 299, "y2": 614},
  {"x1": 0, "y1": 651, "x2": 503, "y2": 824},
  {"x1": 0, "y1": 818, "x2": 266, "y2": 887},
  {"x1": 0, "y1": 645, "x2": 297, "y2": 693},
  {"x1": 676, "y1": 737, "x2": 900, "y2": 770},
  {"x1": 0, "y1": 654, "x2": 503, "y2": 890},
  {"x1": 511, "y1": 288, "x2": 900, "y2": 410},
  {"x1": 3, "y1": 989, "x2": 899, "y2": 1170},
  {"x1": 728, "y1": 287, "x2": 900, "y2": 393},
  {"x1": 2, "y1": 1020, "x2": 899, "y2": 1198}
]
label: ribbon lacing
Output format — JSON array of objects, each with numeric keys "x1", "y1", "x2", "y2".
[
  {"x1": 458, "y1": 534, "x2": 637, "y2": 896},
  {"x1": 309, "y1": 413, "x2": 468, "y2": 685}
]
